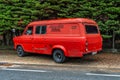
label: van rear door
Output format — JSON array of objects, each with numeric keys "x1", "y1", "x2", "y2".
[{"x1": 85, "y1": 25, "x2": 102, "y2": 52}]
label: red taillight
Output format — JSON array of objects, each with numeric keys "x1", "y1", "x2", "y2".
[{"x1": 85, "y1": 41, "x2": 88, "y2": 51}]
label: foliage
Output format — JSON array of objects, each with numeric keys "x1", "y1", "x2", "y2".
[{"x1": 0, "y1": 0, "x2": 120, "y2": 45}]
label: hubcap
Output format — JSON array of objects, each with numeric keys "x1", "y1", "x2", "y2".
[
  {"x1": 56, "y1": 53, "x2": 62, "y2": 59},
  {"x1": 17, "y1": 47, "x2": 22, "y2": 55}
]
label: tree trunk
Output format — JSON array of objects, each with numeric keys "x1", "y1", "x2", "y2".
[{"x1": 112, "y1": 30, "x2": 117, "y2": 52}]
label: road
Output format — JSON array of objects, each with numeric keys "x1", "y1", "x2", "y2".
[{"x1": 0, "y1": 65, "x2": 120, "y2": 80}]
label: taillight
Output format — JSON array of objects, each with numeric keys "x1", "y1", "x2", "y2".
[{"x1": 85, "y1": 41, "x2": 88, "y2": 51}]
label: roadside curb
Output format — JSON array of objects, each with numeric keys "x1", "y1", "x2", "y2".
[{"x1": 1, "y1": 61, "x2": 120, "y2": 70}]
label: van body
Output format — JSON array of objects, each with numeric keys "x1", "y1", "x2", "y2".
[{"x1": 13, "y1": 18, "x2": 102, "y2": 63}]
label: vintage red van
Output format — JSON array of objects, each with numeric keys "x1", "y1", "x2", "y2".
[{"x1": 13, "y1": 18, "x2": 102, "y2": 63}]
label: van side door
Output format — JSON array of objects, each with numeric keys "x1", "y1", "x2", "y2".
[
  {"x1": 22, "y1": 26, "x2": 34, "y2": 52},
  {"x1": 33, "y1": 25, "x2": 48, "y2": 54}
]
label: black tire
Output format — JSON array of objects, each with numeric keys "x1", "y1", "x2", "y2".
[
  {"x1": 16, "y1": 46, "x2": 26, "y2": 57},
  {"x1": 53, "y1": 49, "x2": 66, "y2": 63}
]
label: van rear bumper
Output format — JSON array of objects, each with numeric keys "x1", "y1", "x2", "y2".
[
  {"x1": 67, "y1": 48, "x2": 102, "y2": 58},
  {"x1": 83, "y1": 48, "x2": 102, "y2": 55}
]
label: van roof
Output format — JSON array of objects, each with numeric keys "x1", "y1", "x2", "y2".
[{"x1": 28, "y1": 18, "x2": 96, "y2": 26}]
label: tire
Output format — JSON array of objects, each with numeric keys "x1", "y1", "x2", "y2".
[
  {"x1": 16, "y1": 46, "x2": 26, "y2": 57},
  {"x1": 53, "y1": 49, "x2": 66, "y2": 63}
]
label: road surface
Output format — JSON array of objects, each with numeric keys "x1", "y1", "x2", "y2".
[{"x1": 0, "y1": 65, "x2": 120, "y2": 80}]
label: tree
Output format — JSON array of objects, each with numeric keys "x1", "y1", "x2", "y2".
[
  {"x1": 0, "y1": 0, "x2": 119, "y2": 51},
  {"x1": 0, "y1": 0, "x2": 41, "y2": 45}
]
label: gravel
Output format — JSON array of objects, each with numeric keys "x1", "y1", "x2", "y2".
[{"x1": 0, "y1": 50, "x2": 120, "y2": 69}]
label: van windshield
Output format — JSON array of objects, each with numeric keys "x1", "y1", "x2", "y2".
[{"x1": 85, "y1": 25, "x2": 98, "y2": 34}]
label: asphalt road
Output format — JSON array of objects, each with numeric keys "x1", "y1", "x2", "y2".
[{"x1": 0, "y1": 66, "x2": 120, "y2": 80}]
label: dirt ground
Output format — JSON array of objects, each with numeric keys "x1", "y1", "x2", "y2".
[{"x1": 0, "y1": 50, "x2": 120, "y2": 69}]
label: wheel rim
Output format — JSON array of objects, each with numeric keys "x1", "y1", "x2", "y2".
[
  {"x1": 17, "y1": 47, "x2": 23, "y2": 56},
  {"x1": 53, "y1": 50, "x2": 66, "y2": 63},
  {"x1": 55, "y1": 52, "x2": 62, "y2": 60}
]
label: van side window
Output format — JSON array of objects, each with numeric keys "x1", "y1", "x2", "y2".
[
  {"x1": 35, "y1": 26, "x2": 46, "y2": 34},
  {"x1": 25, "y1": 27, "x2": 33, "y2": 35},
  {"x1": 41, "y1": 26, "x2": 46, "y2": 34},
  {"x1": 85, "y1": 25, "x2": 98, "y2": 34}
]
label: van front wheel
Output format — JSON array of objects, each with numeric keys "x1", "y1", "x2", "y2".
[
  {"x1": 53, "y1": 49, "x2": 66, "y2": 63},
  {"x1": 17, "y1": 46, "x2": 26, "y2": 57}
]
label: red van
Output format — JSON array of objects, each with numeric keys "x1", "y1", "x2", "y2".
[{"x1": 13, "y1": 18, "x2": 102, "y2": 63}]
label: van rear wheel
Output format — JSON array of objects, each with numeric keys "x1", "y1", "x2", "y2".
[
  {"x1": 16, "y1": 46, "x2": 26, "y2": 57},
  {"x1": 53, "y1": 49, "x2": 66, "y2": 63}
]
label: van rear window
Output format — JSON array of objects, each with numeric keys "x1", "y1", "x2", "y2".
[{"x1": 85, "y1": 25, "x2": 98, "y2": 34}]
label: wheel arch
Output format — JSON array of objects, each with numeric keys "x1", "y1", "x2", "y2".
[
  {"x1": 16, "y1": 44, "x2": 24, "y2": 50},
  {"x1": 52, "y1": 45, "x2": 68, "y2": 56}
]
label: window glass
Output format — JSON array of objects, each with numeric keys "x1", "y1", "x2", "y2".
[
  {"x1": 41, "y1": 26, "x2": 46, "y2": 34},
  {"x1": 35, "y1": 26, "x2": 46, "y2": 34},
  {"x1": 25, "y1": 27, "x2": 33, "y2": 35},
  {"x1": 36, "y1": 26, "x2": 41, "y2": 34},
  {"x1": 85, "y1": 25, "x2": 98, "y2": 34}
]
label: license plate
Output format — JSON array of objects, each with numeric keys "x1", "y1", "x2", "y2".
[{"x1": 92, "y1": 52, "x2": 97, "y2": 55}]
